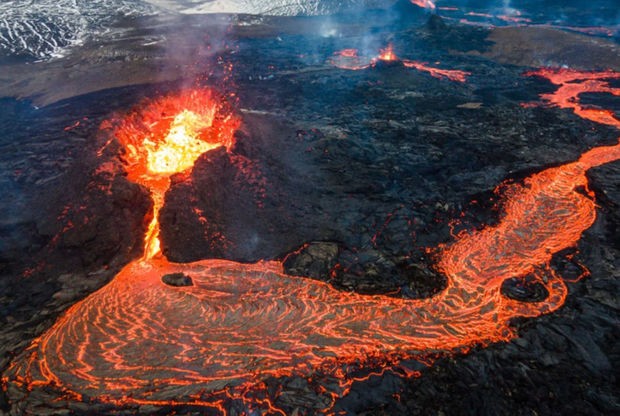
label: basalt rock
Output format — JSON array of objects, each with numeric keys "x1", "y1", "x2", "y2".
[
  {"x1": 282, "y1": 241, "x2": 340, "y2": 281},
  {"x1": 162, "y1": 273, "x2": 193, "y2": 287}
]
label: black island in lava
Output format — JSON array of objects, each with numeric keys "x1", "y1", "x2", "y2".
[{"x1": 0, "y1": 1, "x2": 618, "y2": 415}]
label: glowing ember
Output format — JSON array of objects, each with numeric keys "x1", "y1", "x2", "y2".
[
  {"x1": 329, "y1": 45, "x2": 470, "y2": 82},
  {"x1": 5, "y1": 69, "x2": 619, "y2": 413}
]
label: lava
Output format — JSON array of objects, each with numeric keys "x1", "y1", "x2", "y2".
[
  {"x1": 327, "y1": 48, "x2": 371, "y2": 71},
  {"x1": 525, "y1": 68, "x2": 620, "y2": 127},
  {"x1": 402, "y1": 60, "x2": 469, "y2": 82},
  {"x1": 111, "y1": 88, "x2": 239, "y2": 258},
  {"x1": 377, "y1": 43, "x2": 398, "y2": 62},
  {"x1": 410, "y1": 0, "x2": 436, "y2": 11},
  {"x1": 329, "y1": 45, "x2": 470, "y2": 82},
  {"x1": 5, "y1": 67, "x2": 620, "y2": 413}
]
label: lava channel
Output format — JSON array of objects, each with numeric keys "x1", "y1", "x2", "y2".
[{"x1": 4, "y1": 69, "x2": 620, "y2": 412}]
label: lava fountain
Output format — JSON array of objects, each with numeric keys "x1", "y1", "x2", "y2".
[
  {"x1": 4, "y1": 68, "x2": 620, "y2": 413},
  {"x1": 112, "y1": 88, "x2": 239, "y2": 259},
  {"x1": 329, "y1": 44, "x2": 471, "y2": 82}
]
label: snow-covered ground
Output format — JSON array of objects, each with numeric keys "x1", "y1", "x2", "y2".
[
  {"x1": 146, "y1": 0, "x2": 392, "y2": 15},
  {"x1": 0, "y1": 0, "x2": 160, "y2": 60},
  {"x1": 0, "y1": 0, "x2": 394, "y2": 61}
]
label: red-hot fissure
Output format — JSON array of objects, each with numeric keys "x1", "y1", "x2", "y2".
[{"x1": 5, "y1": 69, "x2": 620, "y2": 411}]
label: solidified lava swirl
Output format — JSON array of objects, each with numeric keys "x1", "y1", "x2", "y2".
[{"x1": 5, "y1": 69, "x2": 620, "y2": 413}]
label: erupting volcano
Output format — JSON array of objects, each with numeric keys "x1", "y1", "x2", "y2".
[
  {"x1": 4, "y1": 60, "x2": 619, "y2": 413},
  {"x1": 110, "y1": 88, "x2": 239, "y2": 259},
  {"x1": 329, "y1": 44, "x2": 470, "y2": 82}
]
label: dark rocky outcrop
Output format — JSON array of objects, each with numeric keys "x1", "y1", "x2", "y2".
[{"x1": 162, "y1": 273, "x2": 193, "y2": 287}]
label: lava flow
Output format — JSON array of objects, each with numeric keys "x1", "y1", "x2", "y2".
[
  {"x1": 329, "y1": 44, "x2": 471, "y2": 82},
  {"x1": 5, "y1": 68, "x2": 620, "y2": 413}
]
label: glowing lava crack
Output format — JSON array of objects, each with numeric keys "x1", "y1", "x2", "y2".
[{"x1": 5, "y1": 69, "x2": 620, "y2": 413}]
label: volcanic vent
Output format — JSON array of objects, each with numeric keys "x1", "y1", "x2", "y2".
[{"x1": 110, "y1": 88, "x2": 240, "y2": 259}]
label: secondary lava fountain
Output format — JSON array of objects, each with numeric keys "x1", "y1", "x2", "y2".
[
  {"x1": 5, "y1": 69, "x2": 620, "y2": 413},
  {"x1": 329, "y1": 44, "x2": 470, "y2": 82}
]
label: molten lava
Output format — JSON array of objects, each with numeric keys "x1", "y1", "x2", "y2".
[
  {"x1": 5, "y1": 68, "x2": 620, "y2": 413},
  {"x1": 146, "y1": 109, "x2": 218, "y2": 175},
  {"x1": 112, "y1": 88, "x2": 239, "y2": 258},
  {"x1": 525, "y1": 68, "x2": 620, "y2": 127},
  {"x1": 410, "y1": 0, "x2": 436, "y2": 10},
  {"x1": 377, "y1": 43, "x2": 398, "y2": 62},
  {"x1": 329, "y1": 45, "x2": 470, "y2": 82},
  {"x1": 465, "y1": 11, "x2": 532, "y2": 24}
]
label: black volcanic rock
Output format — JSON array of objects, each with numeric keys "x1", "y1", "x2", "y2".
[
  {"x1": 501, "y1": 276, "x2": 549, "y2": 302},
  {"x1": 160, "y1": 118, "x2": 342, "y2": 263},
  {"x1": 162, "y1": 273, "x2": 193, "y2": 287},
  {"x1": 425, "y1": 14, "x2": 448, "y2": 33},
  {"x1": 373, "y1": 58, "x2": 406, "y2": 69},
  {"x1": 283, "y1": 241, "x2": 339, "y2": 280}
]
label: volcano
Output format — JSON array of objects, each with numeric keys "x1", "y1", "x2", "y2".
[{"x1": 0, "y1": 2, "x2": 619, "y2": 415}]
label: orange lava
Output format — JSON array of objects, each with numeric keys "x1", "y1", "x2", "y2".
[
  {"x1": 525, "y1": 68, "x2": 620, "y2": 127},
  {"x1": 329, "y1": 45, "x2": 470, "y2": 82},
  {"x1": 410, "y1": 0, "x2": 436, "y2": 10},
  {"x1": 402, "y1": 61, "x2": 469, "y2": 82},
  {"x1": 112, "y1": 88, "x2": 239, "y2": 258},
  {"x1": 377, "y1": 43, "x2": 398, "y2": 62},
  {"x1": 555, "y1": 25, "x2": 617, "y2": 37},
  {"x1": 5, "y1": 69, "x2": 620, "y2": 413},
  {"x1": 337, "y1": 48, "x2": 358, "y2": 58},
  {"x1": 327, "y1": 48, "x2": 371, "y2": 71}
]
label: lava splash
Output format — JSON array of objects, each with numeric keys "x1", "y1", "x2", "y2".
[{"x1": 5, "y1": 68, "x2": 620, "y2": 412}]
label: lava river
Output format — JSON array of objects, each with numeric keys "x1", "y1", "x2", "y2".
[{"x1": 5, "y1": 69, "x2": 620, "y2": 412}]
